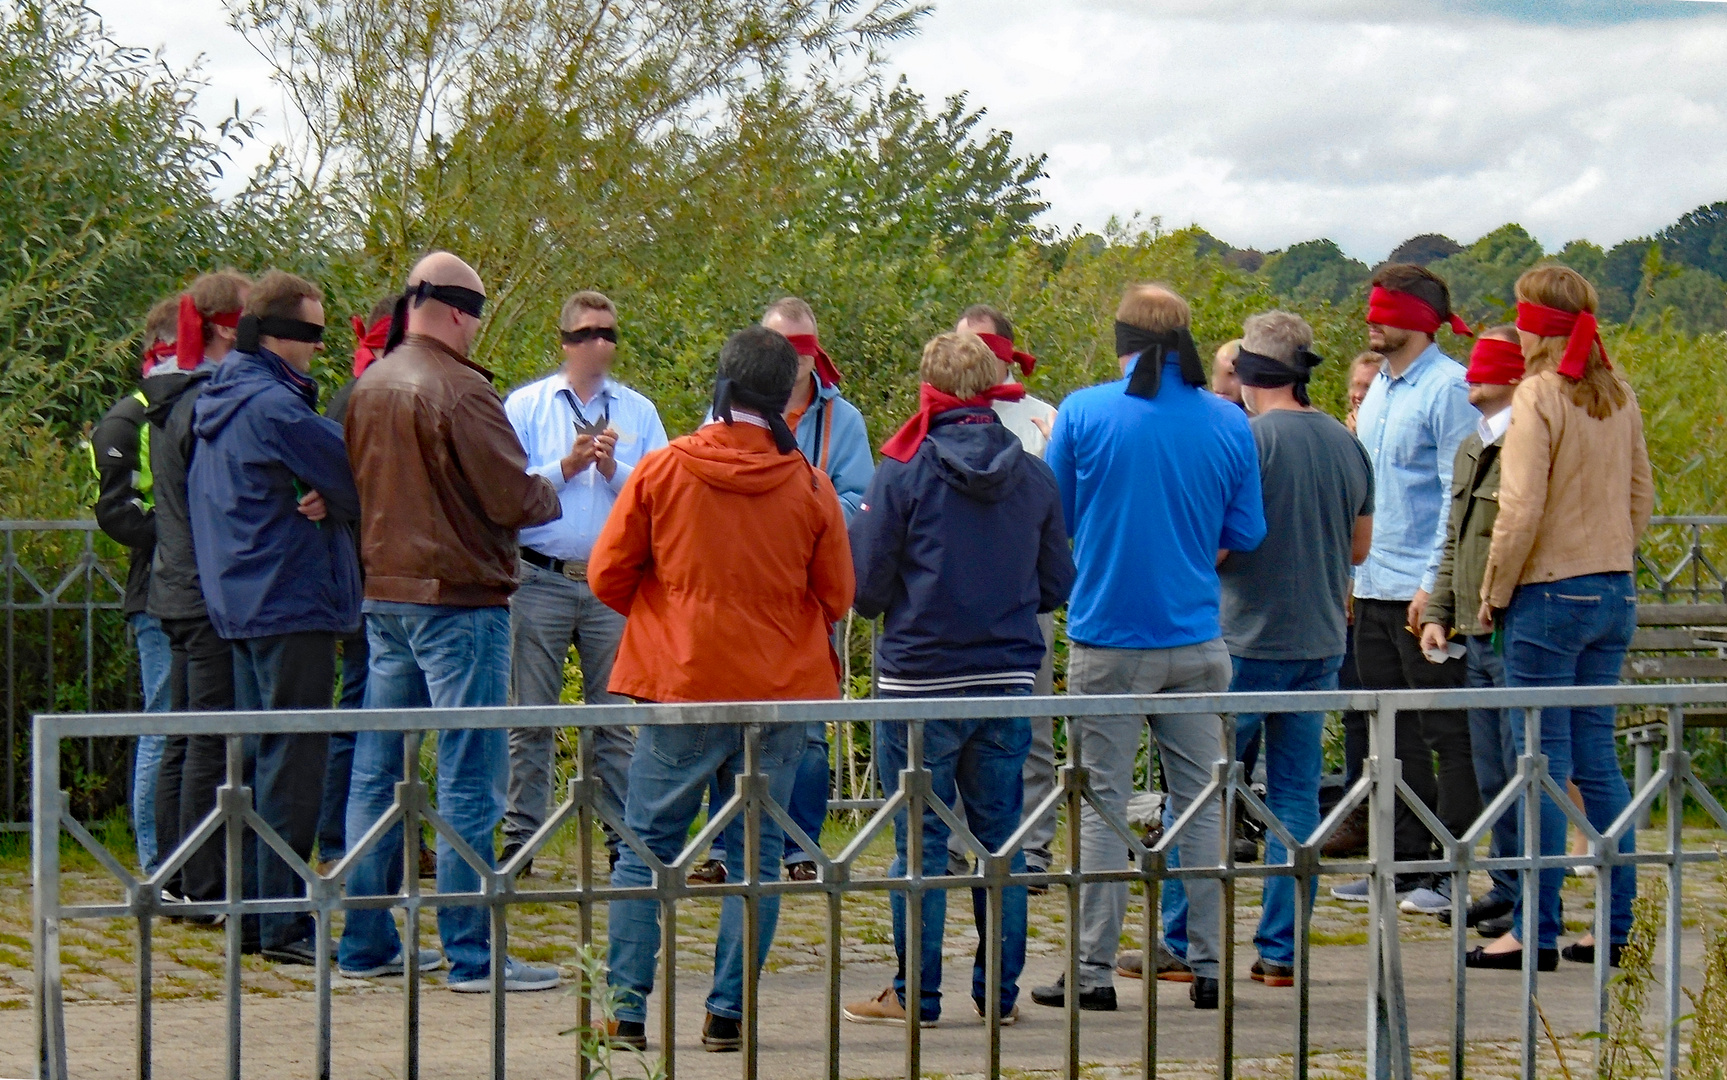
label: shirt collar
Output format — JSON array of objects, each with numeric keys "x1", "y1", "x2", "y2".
[
  {"x1": 704, "y1": 408, "x2": 770, "y2": 431},
  {"x1": 1383, "y1": 342, "x2": 1443, "y2": 385},
  {"x1": 1477, "y1": 406, "x2": 1512, "y2": 446},
  {"x1": 559, "y1": 372, "x2": 614, "y2": 405}
]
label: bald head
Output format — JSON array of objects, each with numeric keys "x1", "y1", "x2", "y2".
[{"x1": 405, "y1": 251, "x2": 486, "y2": 352}]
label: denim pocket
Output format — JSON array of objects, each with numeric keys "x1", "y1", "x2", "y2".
[{"x1": 648, "y1": 723, "x2": 707, "y2": 768}]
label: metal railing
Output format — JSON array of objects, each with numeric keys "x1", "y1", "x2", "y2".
[
  {"x1": 31, "y1": 683, "x2": 1727, "y2": 1080},
  {"x1": 1639, "y1": 515, "x2": 1727, "y2": 603}
]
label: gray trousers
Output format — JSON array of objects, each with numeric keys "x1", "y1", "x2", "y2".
[
  {"x1": 952, "y1": 613, "x2": 1059, "y2": 870},
  {"x1": 505, "y1": 560, "x2": 634, "y2": 850},
  {"x1": 1070, "y1": 638, "x2": 1232, "y2": 984}
]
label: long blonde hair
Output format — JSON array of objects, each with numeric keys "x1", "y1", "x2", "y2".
[{"x1": 1514, "y1": 265, "x2": 1627, "y2": 420}]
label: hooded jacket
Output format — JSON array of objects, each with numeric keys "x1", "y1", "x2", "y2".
[
  {"x1": 188, "y1": 349, "x2": 362, "y2": 639},
  {"x1": 143, "y1": 368, "x2": 214, "y2": 622},
  {"x1": 89, "y1": 389, "x2": 156, "y2": 614},
  {"x1": 849, "y1": 409, "x2": 1074, "y2": 690},
  {"x1": 589, "y1": 418, "x2": 855, "y2": 703}
]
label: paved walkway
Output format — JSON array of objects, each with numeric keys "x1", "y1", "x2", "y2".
[{"x1": 5, "y1": 935, "x2": 1704, "y2": 1079}]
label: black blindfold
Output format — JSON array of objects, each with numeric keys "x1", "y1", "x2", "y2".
[
  {"x1": 1235, "y1": 346, "x2": 1325, "y2": 406},
  {"x1": 1115, "y1": 321, "x2": 1205, "y2": 400},
  {"x1": 236, "y1": 314, "x2": 326, "y2": 353},
  {"x1": 561, "y1": 326, "x2": 619, "y2": 346},
  {"x1": 384, "y1": 282, "x2": 489, "y2": 354}
]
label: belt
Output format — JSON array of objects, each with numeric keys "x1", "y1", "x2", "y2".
[{"x1": 520, "y1": 547, "x2": 589, "y2": 583}]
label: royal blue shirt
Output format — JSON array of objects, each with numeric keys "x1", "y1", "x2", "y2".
[
  {"x1": 505, "y1": 371, "x2": 668, "y2": 562},
  {"x1": 1351, "y1": 344, "x2": 1475, "y2": 601},
  {"x1": 1046, "y1": 354, "x2": 1266, "y2": 651}
]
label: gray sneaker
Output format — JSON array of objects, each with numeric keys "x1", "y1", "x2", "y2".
[
  {"x1": 1331, "y1": 877, "x2": 1419, "y2": 905},
  {"x1": 339, "y1": 947, "x2": 445, "y2": 978},
  {"x1": 1399, "y1": 885, "x2": 1460, "y2": 915},
  {"x1": 448, "y1": 956, "x2": 561, "y2": 993}
]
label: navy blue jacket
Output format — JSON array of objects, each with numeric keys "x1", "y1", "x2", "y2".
[
  {"x1": 188, "y1": 349, "x2": 362, "y2": 639},
  {"x1": 850, "y1": 409, "x2": 1074, "y2": 689}
]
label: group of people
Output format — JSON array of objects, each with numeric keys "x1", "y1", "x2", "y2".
[{"x1": 91, "y1": 246, "x2": 1650, "y2": 1050}]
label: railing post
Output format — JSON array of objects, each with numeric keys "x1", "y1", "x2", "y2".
[
  {"x1": 1365, "y1": 703, "x2": 1410, "y2": 1080},
  {"x1": 33, "y1": 715, "x2": 66, "y2": 1080},
  {"x1": 1518, "y1": 707, "x2": 1543, "y2": 1080},
  {"x1": 223, "y1": 734, "x2": 246, "y2": 1080},
  {"x1": 1664, "y1": 705, "x2": 1685, "y2": 1079},
  {"x1": 903, "y1": 718, "x2": 925, "y2": 1080}
]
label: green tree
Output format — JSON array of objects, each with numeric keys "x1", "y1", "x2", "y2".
[
  {"x1": 1429, "y1": 223, "x2": 1544, "y2": 323},
  {"x1": 1261, "y1": 239, "x2": 1370, "y2": 306}
]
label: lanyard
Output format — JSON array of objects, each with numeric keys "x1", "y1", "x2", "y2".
[{"x1": 557, "y1": 386, "x2": 610, "y2": 436}]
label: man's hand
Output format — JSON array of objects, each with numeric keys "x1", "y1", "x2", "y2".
[
  {"x1": 1030, "y1": 414, "x2": 1053, "y2": 441},
  {"x1": 1419, "y1": 623, "x2": 1449, "y2": 654},
  {"x1": 297, "y1": 489, "x2": 328, "y2": 522},
  {"x1": 561, "y1": 433, "x2": 598, "y2": 480},
  {"x1": 1406, "y1": 589, "x2": 1431, "y2": 634},
  {"x1": 593, "y1": 426, "x2": 620, "y2": 481},
  {"x1": 1477, "y1": 601, "x2": 1495, "y2": 631}
]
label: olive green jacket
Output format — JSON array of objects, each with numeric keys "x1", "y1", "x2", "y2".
[{"x1": 1423, "y1": 430, "x2": 1502, "y2": 637}]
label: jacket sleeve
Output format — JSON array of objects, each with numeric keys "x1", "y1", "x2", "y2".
[
  {"x1": 91, "y1": 413, "x2": 156, "y2": 550},
  {"x1": 1045, "y1": 405, "x2": 1078, "y2": 535},
  {"x1": 822, "y1": 399, "x2": 875, "y2": 524},
  {"x1": 450, "y1": 388, "x2": 562, "y2": 529},
  {"x1": 1627, "y1": 391, "x2": 1654, "y2": 541},
  {"x1": 809, "y1": 475, "x2": 857, "y2": 625},
  {"x1": 587, "y1": 463, "x2": 654, "y2": 615},
  {"x1": 1482, "y1": 383, "x2": 1551, "y2": 609},
  {"x1": 1423, "y1": 375, "x2": 1477, "y2": 594},
  {"x1": 846, "y1": 466, "x2": 905, "y2": 621},
  {"x1": 1035, "y1": 469, "x2": 1077, "y2": 614},
  {"x1": 1423, "y1": 441, "x2": 1471, "y2": 629},
  {"x1": 1219, "y1": 421, "x2": 1267, "y2": 553},
  {"x1": 268, "y1": 407, "x2": 363, "y2": 523}
]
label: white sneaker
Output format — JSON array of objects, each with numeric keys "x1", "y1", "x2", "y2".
[
  {"x1": 448, "y1": 957, "x2": 561, "y2": 993},
  {"x1": 339, "y1": 947, "x2": 445, "y2": 978}
]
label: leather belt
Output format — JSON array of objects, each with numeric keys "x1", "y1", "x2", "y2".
[{"x1": 520, "y1": 547, "x2": 589, "y2": 583}]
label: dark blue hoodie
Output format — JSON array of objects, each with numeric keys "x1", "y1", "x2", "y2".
[
  {"x1": 188, "y1": 348, "x2": 362, "y2": 639},
  {"x1": 849, "y1": 408, "x2": 1075, "y2": 692}
]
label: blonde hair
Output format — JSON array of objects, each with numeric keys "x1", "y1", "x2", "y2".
[
  {"x1": 920, "y1": 332, "x2": 999, "y2": 399},
  {"x1": 144, "y1": 297, "x2": 178, "y2": 343},
  {"x1": 1514, "y1": 265, "x2": 1627, "y2": 420},
  {"x1": 1115, "y1": 283, "x2": 1190, "y2": 334},
  {"x1": 186, "y1": 269, "x2": 251, "y2": 341},
  {"x1": 559, "y1": 290, "x2": 616, "y2": 330}
]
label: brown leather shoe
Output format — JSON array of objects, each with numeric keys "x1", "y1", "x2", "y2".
[
  {"x1": 419, "y1": 844, "x2": 437, "y2": 879},
  {"x1": 1322, "y1": 804, "x2": 1370, "y2": 859},
  {"x1": 786, "y1": 861, "x2": 818, "y2": 882},
  {"x1": 688, "y1": 858, "x2": 728, "y2": 885},
  {"x1": 1115, "y1": 943, "x2": 1193, "y2": 982}
]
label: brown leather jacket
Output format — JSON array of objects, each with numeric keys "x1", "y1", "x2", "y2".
[{"x1": 345, "y1": 334, "x2": 561, "y2": 607}]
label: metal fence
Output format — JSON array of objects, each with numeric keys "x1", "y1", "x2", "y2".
[
  {"x1": 31, "y1": 683, "x2": 1727, "y2": 1080},
  {"x1": 1640, "y1": 515, "x2": 1727, "y2": 603}
]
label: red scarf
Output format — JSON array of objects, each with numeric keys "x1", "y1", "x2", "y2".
[
  {"x1": 976, "y1": 332, "x2": 1037, "y2": 376},
  {"x1": 174, "y1": 293, "x2": 242, "y2": 370},
  {"x1": 783, "y1": 333, "x2": 844, "y2": 388},
  {"x1": 351, "y1": 313, "x2": 393, "y2": 377},
  {"x1": 141, "y1": 339, "x2": 175, "y2": 377},
  {"x1": 1465, "y1": 337, "x2": 1525, "y2": 385},
  {"x1": 1367, "y1": 286, "x2": 1472, "y2": 337},
  {"x1": 1515, "y1": 301, "x2": 1609, "y2": 380},
  {"x1": 880, "y1": 382, "x2": 1025, "y2": 463}
]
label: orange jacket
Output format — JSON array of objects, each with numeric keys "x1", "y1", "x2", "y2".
[{"x1": 589, "y1": 419, "x2": 856, "y2": 703}]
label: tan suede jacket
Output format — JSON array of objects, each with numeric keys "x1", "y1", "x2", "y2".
[{"x1": 1480, "y1": 371, "x2": 1653, "y2": 609}]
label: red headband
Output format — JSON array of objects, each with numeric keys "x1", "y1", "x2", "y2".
[
  {"x1": 1514, "y1": 301, "x2": 1609, "y2": 380},
  {"x1": 976, "y1": 332, "x2": 1037, "y2": 377},
  {"x1": 1367, "y1": 286, "x2": 1471, "y2": 338},
  {"x1": 174, "y1": 293, "x2": 242, "y2": 370},
  {"x1": 783, "y1": 333, "x2": 844, "y2": 388},
  {"x1": 351, "y1": 314, "x2": 393, "y2": 378},
  {"x1": 1465, "y1": 337, "x2": 1525, "y2": 386},
  {"x1": 880, "y1": 382, "x2": 1025, "y2": 463},
  {"x1": 141, "y1": 339, "x2": 175, "y2": 377}
]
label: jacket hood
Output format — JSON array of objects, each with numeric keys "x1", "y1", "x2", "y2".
[
  {"x1": 668, "y1": 422, "x2": 815, "y2": 495},
  {"x1": 924, "y1": 412, "x2": 1026, "y2": 504},
  {"x1": 193, "y1": 350, "x2": 316, "y2": 441},
  {"x1": 141, "y1": 369, "x2": 207, "y2": 426}
]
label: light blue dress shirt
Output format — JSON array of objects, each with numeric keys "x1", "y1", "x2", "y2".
[
  {"x1": 505, "y1": 371, "x2": 668, "y2": 561},
  {"x1": 1351, "y1": 343, "x2": 1476, "y2": 601}
]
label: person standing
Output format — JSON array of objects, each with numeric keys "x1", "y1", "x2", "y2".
[
  {"x1": 502, "y1": 290, "x2": 667, "y2": 873},
  {"x1": 593, "y1": 326, "x2": 854, "y2": 1051},
  {"x1": 1419, "y1": 327, "x2": 1525, "y2": 935},
  {"x1": 188, "y1": 270, "x2": 361, "y2": 963},
  {"x1": 841, "y1": 330, "x2": 1073, "y2": 1028},
  {"x1": 144, "y1": 268, "x2": 249, "y2": 915},
  {"x1": 1468, "y1": 265, "x2": 1652, "y2": 971},
  {"x1": 1336, "y1": 264, "x2": 1480, "y2": 912},
  {"x1": 1163, "y1": 312, "x2": 1373, "y2": 987},
  {"x1": 1034, "y1": 283, "x2": 1266, "y2": 1013},
  {"x1": 695, "y1": 297, "x2": 874, "y2": 885},
  {"x1": 91, "y1": 298, "x2": 178, "y2": 873},
  {"x1": 338, "y1": 251, "x2": 562, "y2": 992},
  {"x1": 1212, "y1": 339, "x2": 1246, "y2": 408}
]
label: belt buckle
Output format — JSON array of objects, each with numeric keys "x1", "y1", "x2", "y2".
[{"x1": 561, "y1": 560, "x2": 587, "y2": 583}]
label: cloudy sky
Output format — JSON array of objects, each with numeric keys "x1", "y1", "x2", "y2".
[{"x1": 90, "y1": 0, "x2": 1727, "y2": 261}]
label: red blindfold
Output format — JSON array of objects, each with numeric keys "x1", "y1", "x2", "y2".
[
  {"x1": 1465, "y1": 337, "x2": 1525, "y2": 385},
  {"x1": 1367, "y1": 286, "x2": 1472, "y2": 338},
  {"x1": 880, "y1": 382, "x2": 1026, "y2": 463},
  {"x1": 174, "y1": 293, "x2": 242, "y2": 370},
  {"x1": 351, "y1": 314, "x2": 393, "y2": 377},
  {"x1": 1515, "y1": 302, "x2": 1609, "y2": 381},
  {"x1": 976, "y1": 332, "x2": 1037, "y2": 377},
  {"x1": 783, "y1": 333, "x2": 844, "y2": 388}
]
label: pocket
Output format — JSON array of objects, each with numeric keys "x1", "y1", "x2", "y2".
[
  {"x1": 648, "y1": 724, "x2": 707, "y2": 768},
  {"x1": 978, "y1": 716, "x2": 1032, "y2": 757}
]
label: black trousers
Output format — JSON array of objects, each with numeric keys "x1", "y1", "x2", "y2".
[
  {"x1": 1351, "y1": 598, "x2": 1481, "y2": 862},
  {"x1": 234, "y1": 631, "x2": 336, "y2": 950},
  {"x1": 156, "y1": 615, "x2": 235, "y2": 901}
]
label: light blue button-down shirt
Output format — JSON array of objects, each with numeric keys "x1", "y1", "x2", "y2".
[
  {"x1": 1352, "y1": 343, "x2": 1475, "y2": 601},
  {"x1": 505, "y1": 371, "x2": 668, "y2": 561}
]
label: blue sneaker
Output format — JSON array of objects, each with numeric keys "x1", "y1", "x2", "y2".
[
  {"x1": 1400, "y1": 884, "x2": 1461, "y2": 915},
  {"x1": 448, "y1": 956, "x2": 561, "y2": 993},
  {"x1": 339, "y1": 947, "x2": 445, "y2": 978},
  {"x1": 1330, "y1": 877, "x2": 1419, "y2": 905}
]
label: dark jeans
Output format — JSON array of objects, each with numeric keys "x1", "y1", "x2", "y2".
[
  {"x1": 156, "y1": 615, "x2": 235, "y2": 901},
  {"x1": 1351, "y1": 598, "x2": 1480, "y2": 861},
  {"x1": 1465, "y1": 634, "x2": 1520, "y2": 904},
  {"x1": 317, "y1": 631, "x2": 369, "y2": 860},
  {"x1": 234, "y1": 631, "x2": 336, "y2": 950}
]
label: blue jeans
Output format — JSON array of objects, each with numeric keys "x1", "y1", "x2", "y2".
[
  {"x1": 1163, "y1": 656, "x2": 1340, "y2": 966},
  {"x1": 317, "y1": 632, "x2": 369, "y2": 860},
  {"x1": 1503, "y1": 573, "x2": 1637, "y2": 949},
  {"x1": 875, "y1": 686, "x2": 1031, "y2": 1021},
  {"x1": 130, "y1": 613, "x2": 173, "y2": 872},
  {"x1": 710, "y1": 723, "x2": 830, "y2": 867},
  {"x1": 607, "y1": 721, "x2": 804, "y2": 1023},
  {"x1": 1465, "y1": 634, "x2": 1520, "y2": 905},
  {"x1": 337, "y1": 607, "x2": 511, "y2": 982}
]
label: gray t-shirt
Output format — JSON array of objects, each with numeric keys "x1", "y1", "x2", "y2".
[{"x1": 1220, "y1": 408, "x2": 1374, "y2": 661}]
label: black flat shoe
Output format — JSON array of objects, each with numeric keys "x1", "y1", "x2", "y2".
[
  {"x1": 1465, "y1": 946, "x2": 1558, "y2": 972},
  {"x1": 1476, "y1": 913, "x2": 1514, "y2": 939},
  {"x1": 1561, "y1": 941, "x2": 1625, "y2": 967}
]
